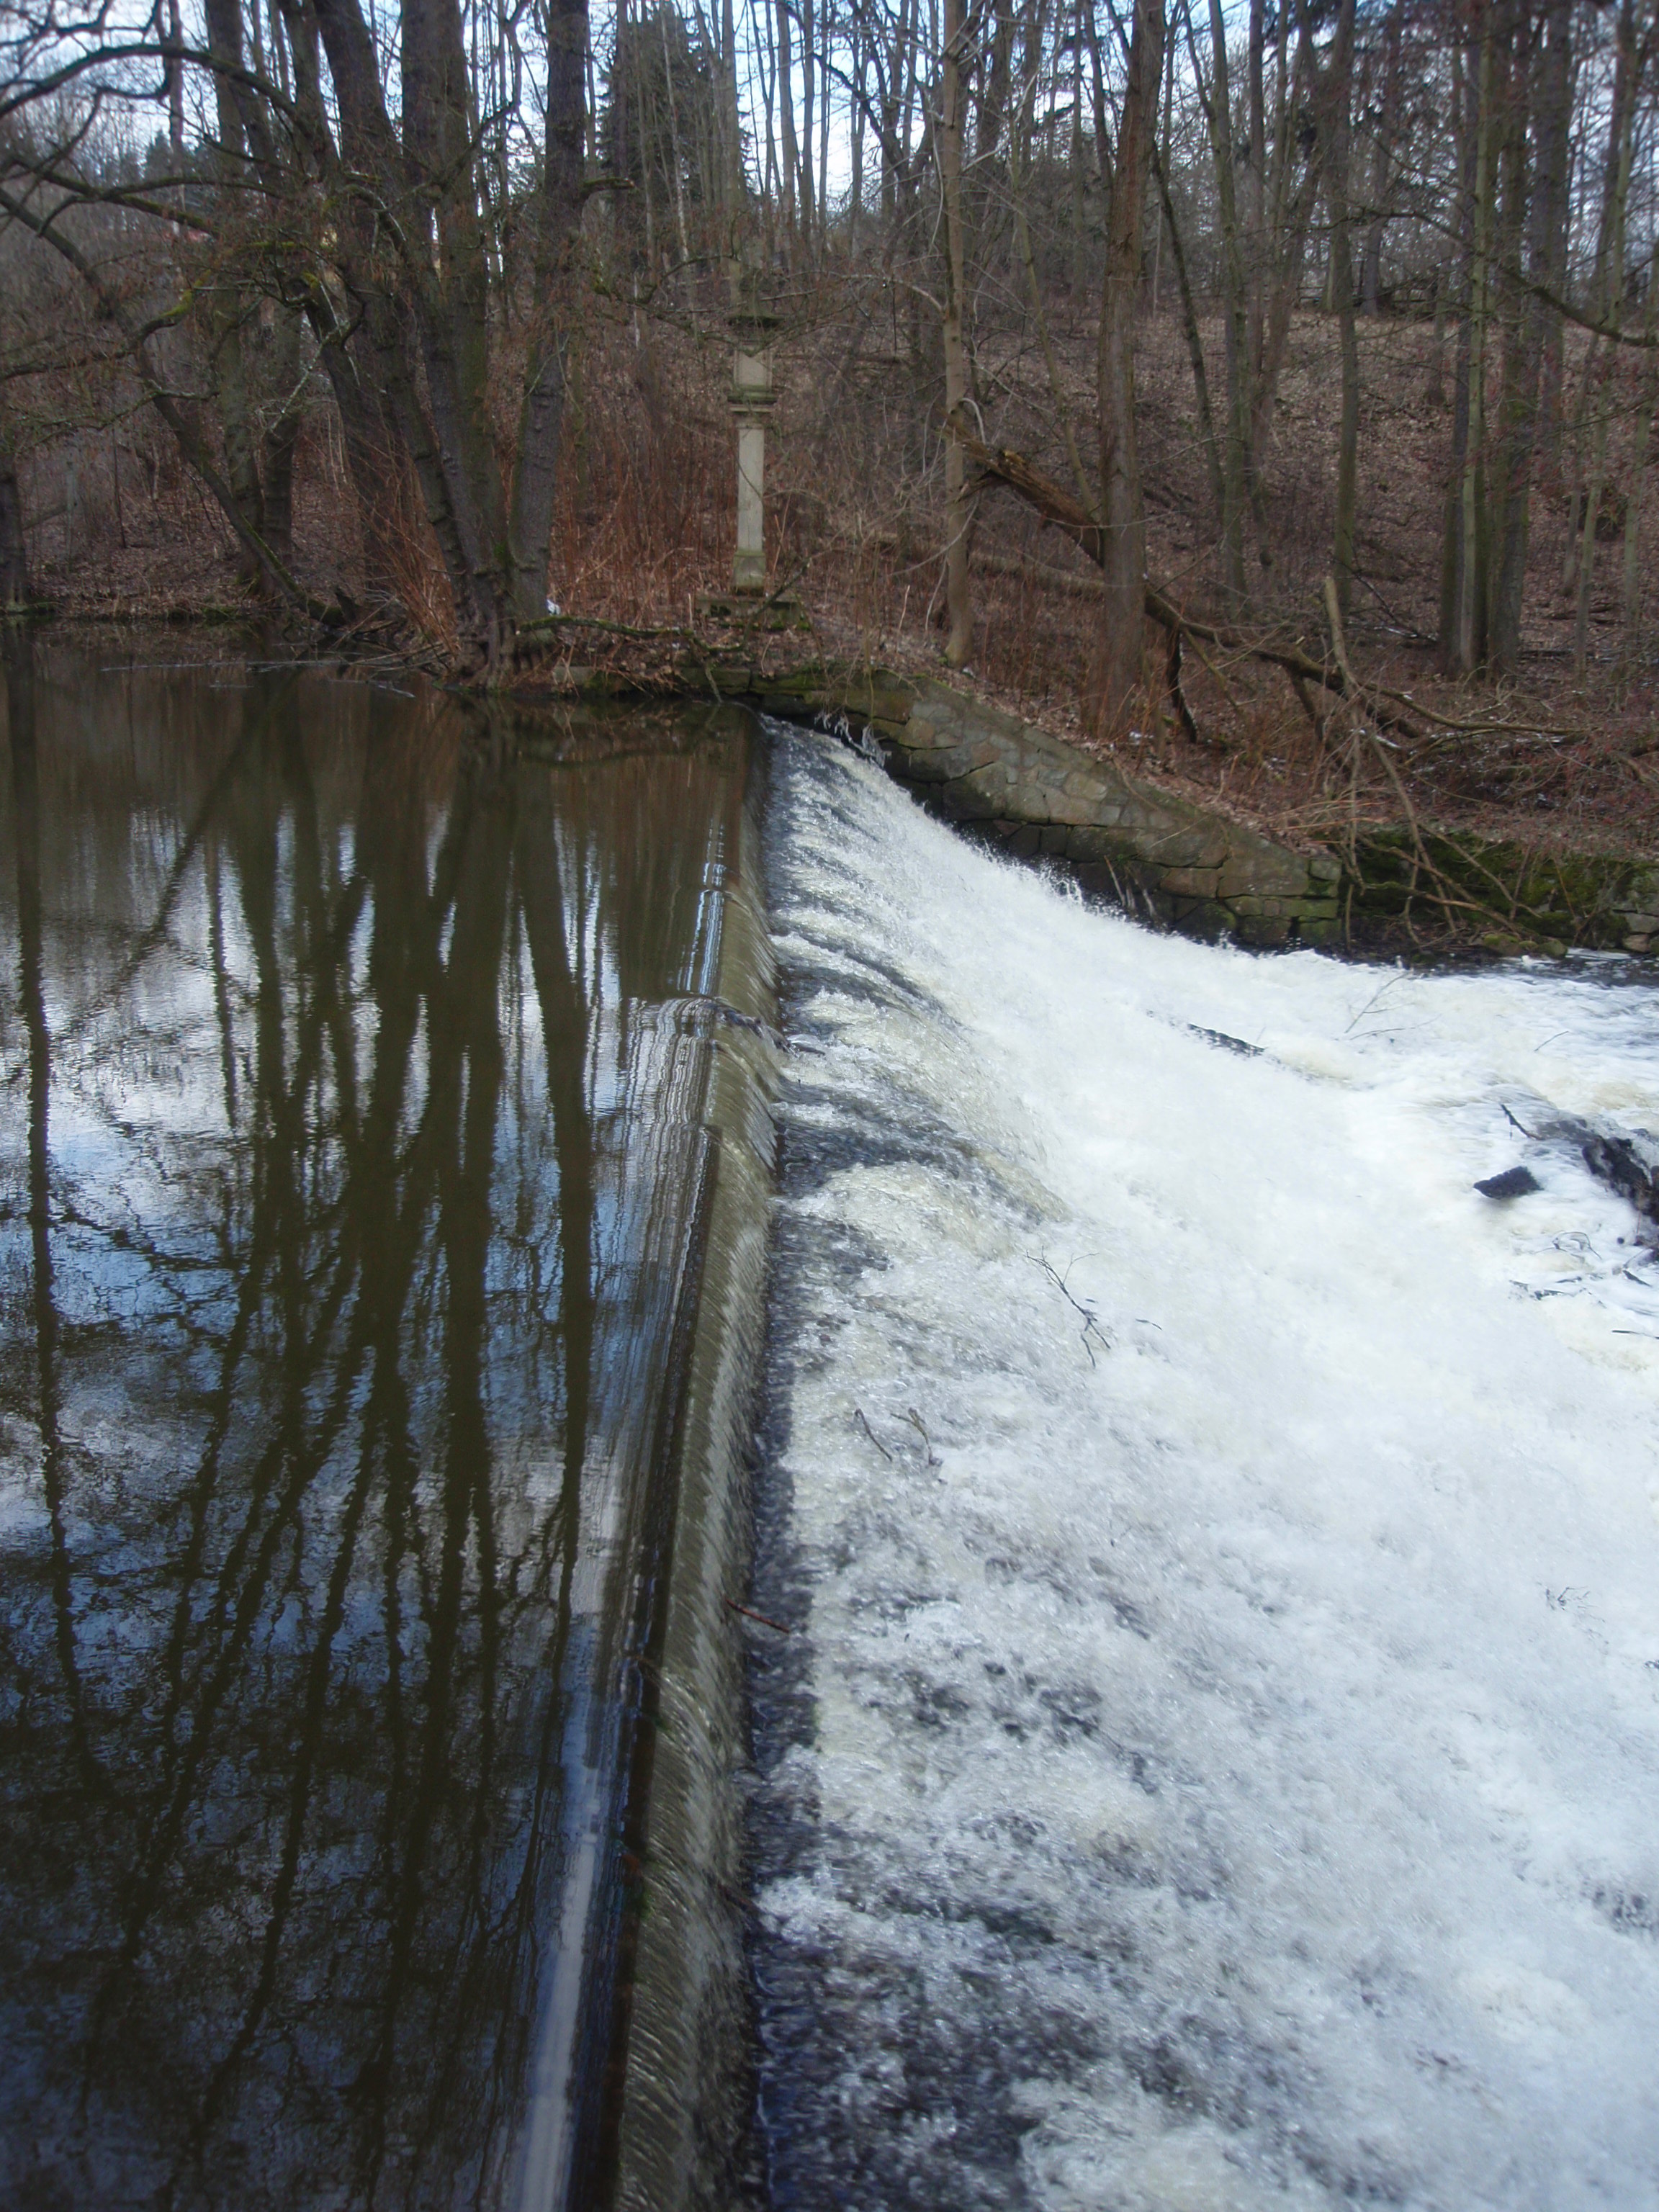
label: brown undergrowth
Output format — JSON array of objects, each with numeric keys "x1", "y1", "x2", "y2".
[{"x1": 22, "y1": 295, "x2": 1659, "y2": 880}]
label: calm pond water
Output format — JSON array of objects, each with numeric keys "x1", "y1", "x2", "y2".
[{"x1": 0, "y1": 642, "x2": 756, "y2": 2211}]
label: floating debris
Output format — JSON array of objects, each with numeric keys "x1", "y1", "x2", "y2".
[{"x1": 1475, "y1": 1164, "x2": 1542, "y2": 1199}]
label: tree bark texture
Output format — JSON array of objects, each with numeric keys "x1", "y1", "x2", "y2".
[
  {"x1": 0, "y1": 435, "x2": 29, "y2": 610},
  {"x1": 1321, "y1": 0, "x2": 1359, "y2": 624},
  {"x1": 1090, "y1": 0, "x2": 1164, "y2": 737},
  {"x1": 939, "y1": 0, "x2": 974, "y2": 667}
]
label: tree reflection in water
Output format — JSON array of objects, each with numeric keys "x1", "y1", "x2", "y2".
[{"x1": 0, "y1": 644, "x2": 748, "y2": 2211}]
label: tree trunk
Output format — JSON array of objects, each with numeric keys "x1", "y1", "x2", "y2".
[
  {"x1": 849, "y1": 14, "x2": 866, "y2": 244},
  {"x1": 1570, "y1": 0, "x2": 1639, "y2": 676},
  {"x1": 801, "y1": 0, "x2": 818, "y2": 255},
  {"x1": 167, "y1": 0, "x2": 185, "y2": 160},
  {"x1": 260, "y1": 307, "x2": 303, "y2": 567},
  {"x1": 1246, "y1": 0, "x2": 1266, "y2": 376},
  {"x1": 1198, "y1": 0, "x2": 1250, "y2": 605},
  {"x1": 204, "y1": 0, "x2": 268, "y2": 585},
  {"x1": 776, "y1": 0, "x2": 799, "y2": 245},
  {"x1": 938, "y1": 0, "x2": 974, "y2": 666},
  {"x1": 1151, "y1": 140, "x2": 1226, "y2": 527},
  {"x1": 1622, "y1": 246, "x2": 1659, "y2": 652},
  {"x1": 1530, "y1": 0, "x2": 1573, "y2": 487},
  {"x1": 1360, "y1": 1, "x2": 1403, "y2": 314},
  {"x1": 1089, "y1": 0, "x2": 1164, "y2": 736},
  {"x1": 1440, "y1": 14, "x2": 1493, "y2": 677},
  {"x1": 1323, "y1": 0, "x2": 1359, "y2": 625},
  {"x1": 0, "y1": 431, "x2": 28, "y2": 610},
  {"x1": 505, "y1": 0, "x2": 588, "y2": 624},
  {"x1": 1489, "y1": 0, "x2": 1543, "y2": 674}
]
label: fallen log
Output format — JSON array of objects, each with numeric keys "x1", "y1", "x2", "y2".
[{"x1": 950, "y1": 426, "x2": 1428, "y2": 745}]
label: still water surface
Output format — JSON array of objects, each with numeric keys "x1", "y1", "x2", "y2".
[{"x1": 0, "y1": 645, "x2": 750, "y2": 2211}]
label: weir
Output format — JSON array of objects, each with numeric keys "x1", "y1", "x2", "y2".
[
  {"x1": 743, "y1": 722, "x2": 1659, "y2": 2211},
  {"x1": 3, "y1": 651, "x2": 1658, "y2": 2211}
]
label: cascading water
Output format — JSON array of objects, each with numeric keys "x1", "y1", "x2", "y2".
[{"x1": 743, "y1": 724, "x2": 1659, "y2": 2211}]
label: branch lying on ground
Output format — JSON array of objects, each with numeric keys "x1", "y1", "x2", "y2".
[
  {"x1": 952, "y1": 423, "x2": 1430, "y2": 742},
  {"x1": 953, "y1": 428, "x2": 1599, "y2": 764}
]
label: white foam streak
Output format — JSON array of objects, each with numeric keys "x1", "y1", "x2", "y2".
[{"x1": 752, "y1": 732, "x2": 1659, "y2": 2211}]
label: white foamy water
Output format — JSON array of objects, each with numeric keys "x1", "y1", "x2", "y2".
[{"x1": 745, "y1": 729, "x2": 1659, "y2": 2212}]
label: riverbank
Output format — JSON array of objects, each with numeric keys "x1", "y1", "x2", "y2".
[{"x1": 14, "y1": 604, "x2": 1657, "y2": 959}]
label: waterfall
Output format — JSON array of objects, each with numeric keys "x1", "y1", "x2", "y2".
[{"x1": 744, "y1": 725, "x2": 1659, "y2": 2211}]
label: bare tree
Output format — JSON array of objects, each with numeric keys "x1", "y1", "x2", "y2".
[{"x1": 1089, "y1": 0, "x2": 1163, "y2": 732}]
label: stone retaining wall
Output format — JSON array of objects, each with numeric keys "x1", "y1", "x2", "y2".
[
  {"x1": 737, "y1": 665, "x2": 1342, "y2": 947},
  {"x1": 554, "y1": 653, "x2": 1653, "y2": 956}
]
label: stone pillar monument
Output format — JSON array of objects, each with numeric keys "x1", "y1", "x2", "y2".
[
  {"x1": 698, "y1": 295, "x2": 803, "y2": 629},
  {"x1": 729, "y1": 314, "x2": 776, "y2": 595}
]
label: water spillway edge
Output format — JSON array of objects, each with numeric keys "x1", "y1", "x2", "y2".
[{"x1": 605, "y1": 719, "x2": 778, "y2": 2212}]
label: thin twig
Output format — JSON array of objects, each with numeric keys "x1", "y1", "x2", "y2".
[
  {"x1": 855, "y1": 1406, "x2": 894, "y2": 1460},
  {"x1": 1036, "y1": 1255, "x2": 1111, "y2": 1365},
  {"x1": 724, "y1": 1597, "x2": 792, "y2": 1635}
]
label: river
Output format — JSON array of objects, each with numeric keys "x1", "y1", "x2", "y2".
[
  {"x1": 2, "y1": 649, "x2": 1656, "y2": 2211},
  {"x1": 745, "y1": 722, "x2": 1659, "y2": 2212},
  {"x1": 0, "y1": 643, "x2": 768, "y2": 2211}
]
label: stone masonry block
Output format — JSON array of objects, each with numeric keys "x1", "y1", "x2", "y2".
[
  {"x1": 1170, "y1": 898, "x2": 1232, "y2": 941},
  {"x1": 1040, "y1": 790, "x2": 1107, "y2": 828},
  {"x1": 1158, "y1": 867, "x2": 1221, "y2": 899},
  {"x1": 1228, "y1": 893, "x2": 1306, "y2": 920},
  {"x1": 1233, "y1": 913, "x2": 1292, "y2": 946},
  {"x1": 1061, "y1": 765, "x2": 1111, "y2": 802},
  {"x1": 1218, "y1": 853, "x2": 1313, "y2": 901},
  {"x1": 890, "y1": 752, "x2": 952, "y2": 784},
  {"x1": 1131, "y1": 829, "x2": 1233, "y2": 871}
]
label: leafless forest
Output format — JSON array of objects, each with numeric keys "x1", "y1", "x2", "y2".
[{"x1": 4, "y1": 0, "x2": 1659, "y2": 844}]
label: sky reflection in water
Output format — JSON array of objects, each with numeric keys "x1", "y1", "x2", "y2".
[{"x1": 0, "y1": 645, "x2": 747, "y2": 2212}]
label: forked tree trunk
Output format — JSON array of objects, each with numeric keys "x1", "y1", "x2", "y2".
[{"x1": 305, "y1": 0, "x2": 588, "y2": 667}]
